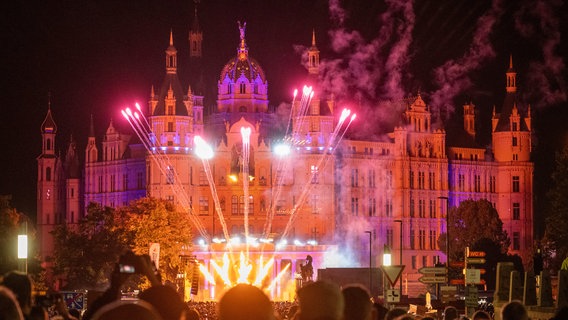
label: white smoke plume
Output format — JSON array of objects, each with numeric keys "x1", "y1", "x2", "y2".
[
  {"x1": 514, "y1": 0, "x2": 567, "y2": 108},
  {"x1": 428, "y1": 0, "x2": 504, "y2": 115}
]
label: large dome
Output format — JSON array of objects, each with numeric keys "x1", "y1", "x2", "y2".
[{"x1": 219, "y1": 21, "x2": 266, "y2": 83}]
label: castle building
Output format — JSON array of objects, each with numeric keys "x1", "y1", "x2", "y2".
[{"x1": 37, "y1": 17, "x2": 533, "y2": 296}]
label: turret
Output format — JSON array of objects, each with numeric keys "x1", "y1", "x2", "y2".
[
  {"x1": 463, "y1": 102, "x2": 475, "y2": 139},
  {"x1": 86, "y1": 115, "x2": 98, "y2": 163}
]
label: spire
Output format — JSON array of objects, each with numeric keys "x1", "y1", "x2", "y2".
[
  {"x1": 307, "y1": 29, "x2": 320, "y2": 75},
  {"x1": 312, "y1": 28, "x2": 316, "y2": 47},
  {"x1": 151, "y1": 85, "x2": 155, "y2": 98},
  {"x1": 166, "y1": 30, "x2": 178, "y2": 74},
  {"x1": 506, "y1": 54, "x2": 517, "y2": 93},
  {"x1": 237, "y1": 21, "x2": 248, "y2": 60},
  {"x1": 189, "y1": 2, "x2": 203, "y2": 58}
]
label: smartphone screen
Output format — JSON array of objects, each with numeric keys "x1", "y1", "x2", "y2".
[{"x1": 119, "y1": 264, "x2": 136, "y2": 273}]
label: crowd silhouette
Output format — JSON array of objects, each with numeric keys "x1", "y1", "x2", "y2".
[{"x1": 2, "y1": 252, "x2": 568, "y2": 320}]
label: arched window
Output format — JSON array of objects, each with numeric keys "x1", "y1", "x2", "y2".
[
  {"x1": 240, "y1": 83, "x2": 246, "y2": 94},
  {"x1": 239, "y1": 106, "x2": 247, "y2": 112},
  {"x1": 46, "y1": 167, "x2": 52, "y2": 181},
  {"x1": 46, "y1": 139, "x2": 51, "y2": 151}
]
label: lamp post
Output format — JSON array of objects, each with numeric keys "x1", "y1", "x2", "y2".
[
  {"x1": 438, "y1": 196, "x2": 449, "y2": 286},
  {"x1": 365, "y1": 231, "x2": 372, "y2": 294},
  {"x1": 382, "y1": 245, "x2": 392, "y2": 303},
  {"x1": 17, "y1": 234, "x2": 28, "y2": 274},
  {"x1": 394, "y1": 219, "x2": 403, "y2": 295}
]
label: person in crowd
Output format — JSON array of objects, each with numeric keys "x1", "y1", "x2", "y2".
[
  {"x1": 91, "y1": 300, "x2": 163, "y2": 320},
  {"x1": 501, "y1": 300, "x2": 528, "y2": 320},
  {"x1": 442, "y1": 306, "x2": 459, "y2": 320},
  {"x1": 0, "y1": 286, "x2": 25, "y2": 320},
  {"x1": 1, "y1": 271, "x2": 33, "y2": 318},
  {"x1": 296, "y1": 281, "x2": 344, "y2": 320},
  {"x1": 471, "y1": 310, "x2": 491, "y2": 320},
  {"x1": 384, "y1": 308, "x2": 407, "y2": 320},
  {"x1": 373, "y1": 302, "x2": 389, "y2": 320},
  {"x1": 217, "y1": 284, "x2": 274, "y2": 320},
  {"x1": 28, "y1": 306, "x2": 49, "y2": 320},
  {"x1": 286, "y1": 305, "x2": 299, "y2": 320},
  {"x1": 185, "y1": 308, "x2": 200, "y2": 320},
  {"x1": 342, "y1": 284, "x2": 375, "y2": 320},
  {"x1": 139, "y1": 285, "x2": 188, "y2": 320}
]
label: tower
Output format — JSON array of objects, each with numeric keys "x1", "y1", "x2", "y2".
[
  {"x1": 64, "y1": 134, "x2": 81, "y2": 226},
  {"x1": 37, "y1": 103, "x2": 60, "y2": 261},
  {"x1": 491, "y1": 56, "x2": 533, "y2": 260},
  {"x1": 188, "y1": 3, "x2": 202, "y2": 58}
]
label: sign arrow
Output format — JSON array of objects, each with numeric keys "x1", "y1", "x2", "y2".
[{"x1": 418, "y1": 267, "x2": 447, "y2": 274}]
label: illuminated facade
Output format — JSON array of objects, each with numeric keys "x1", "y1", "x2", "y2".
[{"x1": 37, "y1": 20, "x2": 533, "y2": 296}]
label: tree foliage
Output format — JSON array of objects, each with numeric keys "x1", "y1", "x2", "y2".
[
  {"x1": 544, "y1": 144, "x2": 568, "y2": 270},
  {"x1": 52, "y1": 203, "x2": 130, "y2": 289},
  {"x1": 121, "y1": 198, "x2": 193, "y2": 285},
  {"x1": 52, "y1": 198, "x2": 193, "y2": 289},
  {"x1": 438, "y1": 199, "x2": 510, "y2": 261}
]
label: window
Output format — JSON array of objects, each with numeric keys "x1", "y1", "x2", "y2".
[
  {"x1": 276, "y1": 199, "x2": 286, "y2": 215},
  {"x1": 240, "y1": 83, "x2": 246, "y2": 94},
  {"x1": 311, "y1": 165, "x2": 319, "y2": 184},
  {"x1": 385, "y1": 199, "x2": 393, "y2": 217},
  {"x1": 231, "y1": 196, "x2": 238, "y2": 215},
  {"x1": 351, "y1": 169, "x2": 359, "y2": 187},
  {"x1": 513, "y1": 176, "x2": 520, "y2": 192},
  {"x1": 429, "y1": 200, "x2": 436, "y2": 218},
  {"x1": 419, "y1": 199, "x2": 425, "y2": 218},
  {"x1": 199, "y1": 197, "x2": 209, "y2": 215},
  {"x1": 98, "y1": 176, "x2": 103, "y2": 193},
  {"x1": 429, "y1": 230, "x2": 437, "y2": 249},
  {"x1": 410, "y1": 229, "x2": 415, "y2": 249},
  {"x1": 418, "y1": 172, "x2": 425, "y2": 189},
  {"x1": 512, "y1": 122, "x2": 518, "y2": 131},
  {"x1": 458, "y1": 174, "x2": 465, "y2": 191},
  {"x1": 410, "y1": 171, "x2": 415, "y2": 189},
  {"x1": 513, "y1": 154, "x2": 518, "y2": 161},
  {"x1": 123, "y1": 174, "x2": 128, "y2": 191},
  {"x1": 311, "y1": 194, "x2": 319, "y2": 214},
  {"x1": 422, "y1": 256, "x2": 428, "y2": 267},
  {"x1": 167, "y1": 105, "x2": 173, "y2": 115},
  {"x1": 429, "y1": 172, "x2": 435, "y2": 190},
  {"x1": 490, "y1": 176, "x2": 496, "y2": 193},
  {"x1": 369, "y1": 198, "x2": 376, "y2": 216},
  {"x1": 199, "y1": 168, "x2": 207, "y2": 186},
  {"x1": 351, "y1": 197, "x2": 359, "y2": 216},
  {"x1": 368, "y1": 169, "x2": 376, "y2": 188},
  {"x1": 513, "y1": 203, "x2": 520, "y2": 220},
  {"x1": 512, "y1": 136, "x2": 518, "y2": 146},
  {"x1": 386, "y1": 228, "x2": 393, "y2": 247},
  {"x1": 46, "y1": 167, "x2": 51, "y2": 181},
  {"x1": 110, "y1": 175, "x2": 116, "y2": 192},
  {"x1": 387, "y1": 171, "x2": 393, "y2": 188},
  {"x1": 167, "y1": 122, "x2": 174, "y2": 132},
  {"x1": 167, "y1": 166, "x2": 175, "y2": 185},
  {"x1": 474, "y1": 175, "x2": 481, "y2": 192},
  {"x1": 411, "y1": 256, "x2": 417, "y2": 269},
  {"x1": 419, "y1": 230, "x2": 426, "y2": 250},
  {"x1": 513, "y1": 232, "x2": 520, "y2": 250},
  {"x1": 410, "y1": 199, "x2": 415, "y2": 217}
]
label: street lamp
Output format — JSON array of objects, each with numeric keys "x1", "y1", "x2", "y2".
[
  {"x1": 382, "y1": 245, "x2": 392, "y2": 302},
  {"x1": 438, "y1": 196, "x2": 449, "y2": 286},
  {"x1": 17, "y1": 234, "x2": 28, "y2": 274},
  {"x1": 394, "y1": 219, "x2": 403, "y2": 294},
  {"x1": 365, "y1": 231, "x2": 372, "y2": 294}
]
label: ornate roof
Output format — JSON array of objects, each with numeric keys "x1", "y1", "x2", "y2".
[{"x1": 219, "y1": 22, "x2": 266, "y2": 83}]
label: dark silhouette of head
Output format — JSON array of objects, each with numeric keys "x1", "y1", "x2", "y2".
[
  {"x1": 342, "y1": 284, "x2": 373, "y2": 320},
  {"x1": 218, "y1": 284, "x2": 274, "y2": 320},
  {"x1": 296, "y1": 281, "x2": 344, "y2": 320},
  {"x1": 501, "y1": 300, "x2": 528, "y2": 320},
  {"x1": 92, "y1": 300, "x2": 162, "y2": 320},
  {"x1": 139, "y1": 285, "x2": 186, "y2": 320},
  {"x1": 443, "y1": 306, "x2": 459, "y2": 320},
  {"x1": 0, "y1": 286, "x2": 24, "y2": 320},
  {"x1": 1, "y1": 271, "x2": 33, "y2": 315},
  {"x1": 384, "y1": 308, "x2": 407, "y2": 320},
  {"x1": 472, "y1": 310, "x2": 491, "y2": 320}
]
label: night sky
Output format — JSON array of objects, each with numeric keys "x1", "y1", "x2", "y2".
[{"x1": 1, "y1": 0, "x2": 567, "y2": 236}]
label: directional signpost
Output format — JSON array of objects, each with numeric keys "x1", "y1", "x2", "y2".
[
  {"x1": 418, "y1": 266, "x2": 447, "y2": 284},
  {"x1": 466, "y1": 258, "x2": 486, "y2": 264}
]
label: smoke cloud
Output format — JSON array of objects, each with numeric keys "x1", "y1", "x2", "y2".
[
  {"x1": 514, "y1": 0, "x2": 567, "y2": 108},
  {"x1": 428, "y1": 0, "x2": 504, "y2": 115}
]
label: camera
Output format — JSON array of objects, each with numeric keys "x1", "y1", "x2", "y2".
[{"x1": 118, "y1": 251, "x2": 144, "y2": 274}]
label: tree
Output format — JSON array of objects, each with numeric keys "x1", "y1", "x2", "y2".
[
  {"x1": 544, "y1": 144, "x2": 568, "y2": 270},
  {"x1": 438, "y1": 199, "x2": 510, "y2": 261},
  {"x1": 52, "y1": 203, "x2": 131, "y2": 289},
  {"x1": 121, "y1": 198, "x2": 193, "y2": 286}
]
